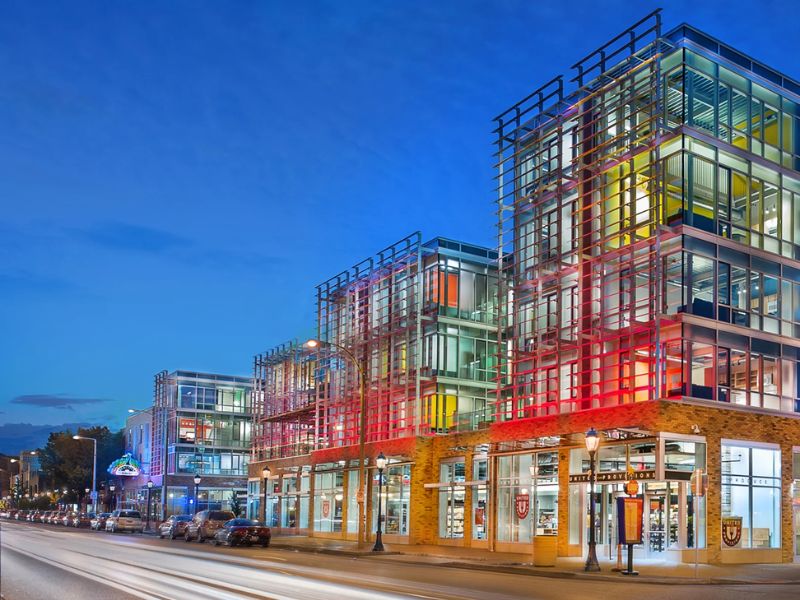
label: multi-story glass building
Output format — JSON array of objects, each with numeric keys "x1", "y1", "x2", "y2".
[
  {"x1": 249, "y1": 234, "x2": 499, "y2": 539},
  {"x1": 151, "y1": 370, "x2": 252, "y2": 518},
  {"x1": 249, "y1": 11, "x2": 800, "y2": 564},
  {"x1": 493, "y1": 10, "x2": 799, "y2": 564}
]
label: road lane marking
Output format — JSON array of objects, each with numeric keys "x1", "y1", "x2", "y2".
[
  {"x1": 1, "y1": 543, "x2": 167, "y2": 600},
  {"x1": 2, "y1": 523, "x2": 483, "y2": 600}
]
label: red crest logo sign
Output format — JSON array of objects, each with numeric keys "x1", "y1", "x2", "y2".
[
  {"x1": 514, "y1": 493, "x2": 530, "y2": 520},
  {"x1": 721, "y1": 516, "x2": 742, "y2": 547},
  {"x1": 322, "y1": 500, "x2": 331, "y2": 518}
]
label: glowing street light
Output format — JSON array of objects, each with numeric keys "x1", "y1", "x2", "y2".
[{"x1": 584, "y1": 428, "x2": 601, "y2": 572}]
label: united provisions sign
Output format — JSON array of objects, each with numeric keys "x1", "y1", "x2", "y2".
[{"x1": 569, "y1": 470, "x2": 656, "y2": 483}]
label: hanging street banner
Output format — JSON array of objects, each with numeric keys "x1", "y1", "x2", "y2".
[
  {"x1": 617, "y1": 497, "x2": 644, "y2": 545},
  {"x1": 107, "y1": 452, "x2": 143, "y2": 477}
]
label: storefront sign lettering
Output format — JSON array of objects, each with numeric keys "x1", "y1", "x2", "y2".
[
  {"x1": 722, "y1": 516, "x2": 742, "y2": 547},
  {"x1": 514, "y1": 493, "x2": 530, "y2": 520},
  {"x1": 569, "y1": 470, "x2": 655, "y2": 483}
]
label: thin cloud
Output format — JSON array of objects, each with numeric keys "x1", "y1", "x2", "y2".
[
  {"x1": 11, "y1": 394, "x2": 112, "y2": 409},
  {"x1": 73, "y1": 221, "x2": 282, "y2": 270},
  {"x1": 77, "y1": 222, "x2": 190, "y2": 254}
]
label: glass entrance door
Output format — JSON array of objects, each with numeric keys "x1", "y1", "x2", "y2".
[{"x1": 645, "y1": 488, "x2": 666, "y2": 554}]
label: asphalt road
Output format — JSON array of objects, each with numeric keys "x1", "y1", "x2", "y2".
[{"x1": 1, "y1": 521, "x2": 798, "y2": 600}]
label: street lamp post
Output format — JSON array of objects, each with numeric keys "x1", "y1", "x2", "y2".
[
  {"x1": 584, "y1": 428, "x2": 601, "y2": 572},
  {"x1": 110, "y1": 484, "x2": 116, "y2": 511},
  {"x1": 262, "y1": 466, "x2": 271, "y2": 525},
  {"x1": 193, "y1": 473, "x2": 201, "y2": 513},
  {"x1": 85, "y1": 488, "x2": 90, "y2": 512},
  {"x1": 146, "y1": 480, "x2": 154, "y2": 531},
  {"x1": 73, "y1": 436, "x2": 97, "y2": 514},
  {"x1": 306, "y1": 338, "x2": 368, "y2": 546},
  {"x1": 373, "y1": 452, "x2": 387, "y2": 552}
]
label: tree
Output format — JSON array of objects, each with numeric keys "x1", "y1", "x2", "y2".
[
  {"x1": 229, "y1": 492, "x2": 241, "y2": 517},
  {"x1": 38, "y1": 425, "x2": 124, "y2": 502}
]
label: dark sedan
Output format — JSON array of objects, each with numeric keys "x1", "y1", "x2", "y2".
[
  {"x1": 91, "y1": 512, "x2": 111, "y2": 530},
  {"x1": 212, "y1": 519, "x2": 271, "y2": 548},
  {"x1": 158, "y1": 514, "x2": 192, "y2": 540}
]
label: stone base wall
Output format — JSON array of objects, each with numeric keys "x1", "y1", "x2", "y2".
[{"x1": 251, "y1": 400, "x2": 800, "y2": 563}]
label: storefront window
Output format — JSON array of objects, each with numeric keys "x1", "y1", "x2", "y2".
[
  {"x1": 375, "y1": 464, "x2": 411, "y2": 536},
  {"x1": 497, "y1": 451, "x2": 558, "y2": 543},
  {"x1": 247, "y1": 480, "x2": 260, "y2": 521},
  {"x1": 598, "y1": 445, "x2": 626, "y2": 472},
  {"x1": 533, "y1": 452, "x2": 558, "y2": 536},
  {"x1": 438, "y1": 461, "x2": 465, "y2": 538},
  {"x1": 472, "y1": 459, "x2": 488, "y2": 540},
  {"x1": 347, "y1": 470, "x2": 359, "y2": 534},
  {"x1": 314, "y1": 470, "x2": 343, "y2": 532},
  {"x1": 165, "y1": 486, "x2": 188, "y2": 517},
  {"x1": 629, "y1": 442, "x2": 656, "y2": 471},
  {"x1": 721, "y1": 442, "x2": 781, "y2": 548}
]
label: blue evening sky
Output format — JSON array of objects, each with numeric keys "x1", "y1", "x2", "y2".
[{"x1": 1, "y1": 1, "x2": 797, "y2": 430}]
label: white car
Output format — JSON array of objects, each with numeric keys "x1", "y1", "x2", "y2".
[{"x1": 105, "y1": 509, "x2": 144, "y2": 533}]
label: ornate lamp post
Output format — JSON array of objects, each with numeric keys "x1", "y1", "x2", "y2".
[
  {"x1": 146, "y1": 480, "x2": 154, "y2": 530},
  {"x1": 584, "y1": 428, "x2": 601, "y2": 572},
  {"x1": 84, "y1": 488, "x2": 90, "y2": 512},
  {"x1": 262, "y1": 466, "x2": 271, "y2": 525},
  {"x1": 193, "y1": 473, "x2": 201, "y2": 513},
  {"x1": 373, "y1": 452, "x2": 387, "y2": 552},
  {"x1": 109, "y1": 484, "x2": 116, "y2": 511}
]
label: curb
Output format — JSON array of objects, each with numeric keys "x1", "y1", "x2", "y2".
[
  {"x1": 268, "y1": 542, "x2": 800, "y2": 586},
  {"x1": 270, "y1": 542, "x2": 400, "y2": 557}
]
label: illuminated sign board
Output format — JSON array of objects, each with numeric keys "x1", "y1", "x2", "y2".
[{"x1": 107, "y1": 452, "x2": 142, "y2": 477}]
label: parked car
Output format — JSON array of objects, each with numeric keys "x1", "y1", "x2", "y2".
[
  {"x1": 38, "y1": 511, "x2": 53, "y2": 523},
  {"x1": 106, "y1": 509, "x2": 144, "y2": 533},
  {"x1": 158, "y1": 514, "x2": 192, "y2": 540},
  {"x1": 184, "y1": 510, "x2": 235, "y2": 543},
  {"x1": 62, "y1": 511, "x2": 78, "y2": 526},
  {"x1": 49, "y1": 511, "x2": 67, "y2": 525},
  {"x1": 91, "y1": 512, "x2": 111, "y2": 530},
  {"x1": 69, "y1": 512, "x2": 95, "y2": 528},
  {"x1": 212, "y1": 518, "x2": 271, "y2": 548},
  {"x1": 24, "y1": 510, "x2": 38, "y2": 522}
]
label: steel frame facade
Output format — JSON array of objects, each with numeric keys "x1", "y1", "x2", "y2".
[{"x1": 495, "y1": 10, "x2": 679, "y2": 420}]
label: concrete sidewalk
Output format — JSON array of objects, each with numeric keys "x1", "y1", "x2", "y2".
[{"x1": 270, "y1": 536, "x2": 800, "y2": 585}]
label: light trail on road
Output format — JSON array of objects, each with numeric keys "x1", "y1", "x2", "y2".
[{"x1": 2, "y1": 522, "x2": 798, "y2": 600}]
